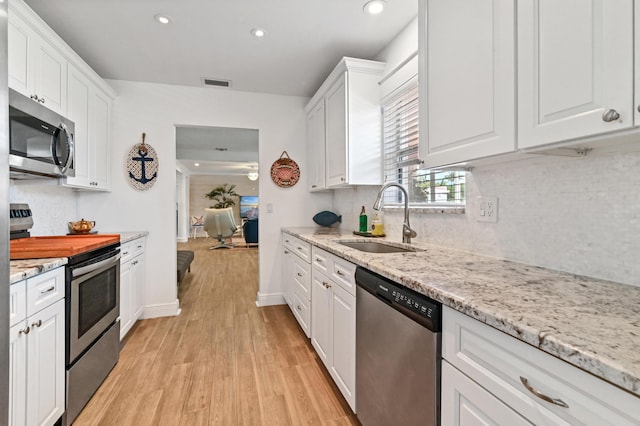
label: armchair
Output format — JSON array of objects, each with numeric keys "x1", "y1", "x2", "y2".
[
  {"x1": 243, "y1": 218, "x2": 258, "y2": 247},
  {"x1": 203, "y1": 207, "x2": 238, "y2": 249}
]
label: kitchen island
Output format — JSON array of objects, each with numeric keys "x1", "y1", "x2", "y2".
[{"x1": 282, "y1": 227, "x2": 640, "y2": 399}]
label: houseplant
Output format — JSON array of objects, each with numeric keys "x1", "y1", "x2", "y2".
[{"x1": 205, "y1": 184, "x2": 239, "y2": 208}]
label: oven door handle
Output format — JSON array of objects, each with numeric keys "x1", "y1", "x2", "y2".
[{"x1": 72, "y1": 253, "x2": 121, "y2": 278}]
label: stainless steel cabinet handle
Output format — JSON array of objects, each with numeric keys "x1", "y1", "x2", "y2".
[
  {"x1": 123, "y1": 251, "x2": 130, "y2": 256},
  {"x1": 40, "y1": 286, "x2": 55, "y2": 294},
  {"x1": 296, "y1": 305, "x2": 302, "y2": 311},
  {"x1": 336, "y1": 270, "x2": 345, "y2": 276},
  {"x1": 18, "y1": 326, "x2": 30, "y2": 335},
  {"x1": 323, "y1": 282, "x2": 332, "y2": 289},
  {"x1": 31, "y1": 320, "x2": 42, "y2": 328},
  {"x1": 40, "y1": 97, "x2": 45, "y2": 104},
  {"x1": 315, "y1": 258, "x2": 322, "y2": 263},
  {"x1": 602, "y1": 109, "x2": 620, "y2": 122},
  {"x1": 519, "y1": 376, "x2": 569, "y2": 408},
  {"x1": 311, "y1": 185, "x2": 317, "y2": 188},
  {"x1": 297, "y1": 273, "x2": 303, "y2": 277},
  {"x1": 340, "y1": 177, "x2": 346, "y2": 182},
  {"x1": 284, "y1": 250, "x2": 290, "y2": 254}
]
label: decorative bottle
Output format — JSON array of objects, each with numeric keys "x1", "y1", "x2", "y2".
[{"x1": 359, "y1": 206, "x2": 368, "y2": 233}]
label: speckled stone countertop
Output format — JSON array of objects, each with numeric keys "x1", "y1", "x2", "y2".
[
  {"x1": 10, "y1": 257, "x2": 67, "y2": 284},
  {"x1": 283, "y1": 227, "x2": 640, "y2": 398},
  {"x1": 118, "y1": 231, "x2": 148, "y2": 244}
]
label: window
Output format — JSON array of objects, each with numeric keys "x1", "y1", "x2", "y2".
[{"x1": 381, "y1": 80, "x2": 465, "y2": 207}]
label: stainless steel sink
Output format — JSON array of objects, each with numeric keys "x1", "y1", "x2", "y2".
[{"x1": 338, "y1": 241, "x2": 416, "y2": 253}]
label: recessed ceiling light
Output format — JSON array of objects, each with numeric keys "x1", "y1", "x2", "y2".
[
  {"x1": 154, "y1": 14, "x2": 173, "y2": 24},
  {"x1": 363, "y1": 0, "x2": 385, "y2": 15},
  {"x1": 250, "y1": 27, "x2": 267, "y2": 38},
  {"x1": 194, "y1": 163, "x2": 200, "y2": 167}
]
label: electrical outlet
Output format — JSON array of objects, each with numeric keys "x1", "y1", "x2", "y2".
[{"x1": 477, "y1": 196, "x2": 498, "y2": 223}]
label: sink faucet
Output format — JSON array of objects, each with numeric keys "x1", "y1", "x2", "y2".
[{"x1": 373, "y1": 182, "x2": 417, "y2": 244}]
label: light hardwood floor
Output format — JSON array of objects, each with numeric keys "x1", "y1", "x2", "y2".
[{"x1": 73, "y1": 238, "x2": 358, "y2": 425}]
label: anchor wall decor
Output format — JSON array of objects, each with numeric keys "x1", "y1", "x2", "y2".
[{"x1": 126, "y1": 132, "x2": 159, "y2": 190}]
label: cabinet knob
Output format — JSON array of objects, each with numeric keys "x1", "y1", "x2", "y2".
[
  {"x1": 323, "y1": 282, "x2": 332, "y2": 289},
  {"x1": 31, "y1": 320, "x2": 42, "y2": 328},
  {"x1": 602, "y1": 109, "x2": 620, "y2": 122},
  {"x1": 18, "y1": 326, "x2": 30, "y2": 335},
  {"x1": 296, "y1": 305, "x2": 302, "y2": 311},
  {"x1": 340, "y1": 177, "x2": 345, "y2": 182}
]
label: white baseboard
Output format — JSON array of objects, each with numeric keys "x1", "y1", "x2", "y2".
[
  {"x1": 141, "y1": 299, "x2": 181, "y2": 319},
  {"x1": 255, "y1": 292, "x2": 286, "y2": 307},
  {"x1": 177, "y1": 236, "x2": 188, "y2": 243}
]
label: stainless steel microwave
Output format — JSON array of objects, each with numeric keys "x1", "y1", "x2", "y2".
[{"x1": 9, "y1": 88, "x2": 75, "y2": 178}]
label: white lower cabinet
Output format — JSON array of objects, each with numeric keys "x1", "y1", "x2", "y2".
[
  {"x1": 282, "y1": 233, "x2": 312, "y2": 337},
  {"x1": 441, "y1": 361, "x2": 530, "y2": 426},
  {"x1": 442, "y1": 306, "x2": 640, "y2": 425},
  {"x1": 120, "y1": 236, "x2": 146, "y2": 340},
  {"x1": 9, "y1": 268, "x2": 65, "y2": 426},
  {"x1": 311, "y1": 246, "x2": 356, "y2": 412}
]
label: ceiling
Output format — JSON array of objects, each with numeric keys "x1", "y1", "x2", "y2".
[
  {"x1": 24, "y1": 0, "x2": 417, "y2": 177},
  {"x1": 175, "y1": 126, "x2": 258, "y2": 176},
  {"x1": 24, "y1": 0, "x2": 418, "y2": 97}
]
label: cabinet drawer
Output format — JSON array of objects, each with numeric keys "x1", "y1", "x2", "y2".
[
  {"x1": 120, "y1": 241, "x2": 135, "y2": 264},
  {"x1": 312, "y1": 246, "x2": 330, "y2": 273},
  {"x1": 292, "y1": 289, "x2": 310, "y2": 338},
  {"x1": 331, "y1": 257, "x2": 356, "y2": 296},
  {"x1": 130, "y1": 238, "x2": 145, "y2": 257},
  {"x1": 283, "y1": 234, "x2": 311, "y2": 262},
  {"x1": 292, "y1": 256, "x2": 311, "y2": 297},
  {"x1": 10, "y1": 280, "x2": 27, "y2": 327},
  {"x1": 443, "y1": 306, "x2": 640, "y2": 426},
  {"x1": 26, "y1": 268, "x2": 65, "y2": 317}
]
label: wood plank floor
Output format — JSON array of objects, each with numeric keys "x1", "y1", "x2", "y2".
[{"x1": 73, "y1": 237, "x2": 358, "y2": 425}]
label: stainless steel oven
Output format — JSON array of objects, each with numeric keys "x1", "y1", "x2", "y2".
[{"x1": 65, "y1": 243, "x2": 120, "y2": 425}]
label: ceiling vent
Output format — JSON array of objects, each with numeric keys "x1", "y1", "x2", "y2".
[{"x1": 202, "y1": 78, "x2": 231, "y2": 88}]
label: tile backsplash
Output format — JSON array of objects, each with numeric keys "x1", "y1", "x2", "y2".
[
  {"x1": 9, "y1": 180, "x2": 78, "y2": 236},
  {"x1": 332, "y1": 150, "x2": 640, "y2": 287}
]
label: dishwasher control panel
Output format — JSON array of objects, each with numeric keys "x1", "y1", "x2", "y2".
[{"x1": 356, "y1": 266, "x2": 441, "y2": 331}]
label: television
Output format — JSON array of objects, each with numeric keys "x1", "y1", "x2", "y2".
[{"x1": 239, "y1": 196, "x2": 259, "y2": 219}]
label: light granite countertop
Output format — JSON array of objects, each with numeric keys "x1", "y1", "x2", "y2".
[
  {"x1": 10, "y1": 257, "x2": 67, "y2": 284},
  {"x1": 9, "y1": 232, "x2": 147, "y2": 284},
  {"x1": 283, "y1": 227, "x2": 640, "y2": 398}
]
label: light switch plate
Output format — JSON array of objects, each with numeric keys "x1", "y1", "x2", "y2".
[{"x1": 477, "y1": 196, "x2": 498, "y2": 223}]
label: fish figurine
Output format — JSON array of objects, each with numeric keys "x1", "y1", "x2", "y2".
[{"x1": 313, "y1": 211, "x2": 342, "y2": 227}]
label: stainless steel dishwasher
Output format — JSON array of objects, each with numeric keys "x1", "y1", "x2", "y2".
[{"x1": 356, "y1": 267, "x2": 441, "y2": 426}]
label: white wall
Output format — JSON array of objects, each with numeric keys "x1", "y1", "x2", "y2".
[{"x1": 77, "y1": 80, "x2": 332, "y2": 315}]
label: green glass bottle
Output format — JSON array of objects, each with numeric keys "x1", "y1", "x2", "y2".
[{"x1": 359, "y1": 206, "x2": 368, "y2": 233}]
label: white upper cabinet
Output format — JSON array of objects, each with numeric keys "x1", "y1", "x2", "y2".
[
  {"x1": 517, "y1": 0, "x2": 633, "y2": 148},
  {"x1": 305, "y1": 58, "x2": 385, "y2": 189},
  {"x1": 306, "y1": 99, "x2": 326, "y2": 191},
  {"x1": 419, "y1": 0, "x2": 516, "y2": 168},
  {"x1": 8, "y1": 11, "x2": 67, "y2": 115}
]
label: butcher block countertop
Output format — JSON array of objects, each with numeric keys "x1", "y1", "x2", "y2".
[
  {"x1": 283, "y1": 227, "x2": 640, "y2": 399},
  {"x1": 10, "y1": 234, "x2": 120, "y2": 260}
]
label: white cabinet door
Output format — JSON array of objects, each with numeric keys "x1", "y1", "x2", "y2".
[
  {"x1": 133, "y1": 255, "x2": 145, "y2": 320},
  {"x1": 119, "y1": 260, "x2": 133, "y2": 340},
  {"x1": 7, "y1": 12, "x2": 32, "y2": 97},
  {"x1": 26, "y1": 299, "x2": 65, "y2": 426},
  {"x1": 420, "y1": 0, "x2": 516, "y2": 168},
  {"x1": 330, "y1": 284, "x2": 356, "y2": 411},
  {"x1": 325, "y1": 75, "x2": 348, "y2": 187},
  {"x1": 89, "y1": 89, "x2": 112, "y2": 190},
  {"x1": 66, "y1": 64, "x2": 91, "y2": 188},
  {"x1": 311, "y1": 270, "x2": 332, "y2": 367},
  {"x1": 282, "y1": 248, "x2": 293, "y2": 308},
  {"x1": 306, "y1": 99, "x2": 326, "y2": 191},
  {"x1": 31, "y1": 37, "x2": 67, "y2": 115},
  {"x1": 64, "y1": 65, "x2": 113, "y2": 191},
  {"x1": 517, "y1": 0, "x2": 633, "y2": 148},
  {"x1": 9, "y1": 323, "x2": 28, "y2": 426},
  {"x1": 441, "y1": 361, "x2": 531, "y2": 426}
]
